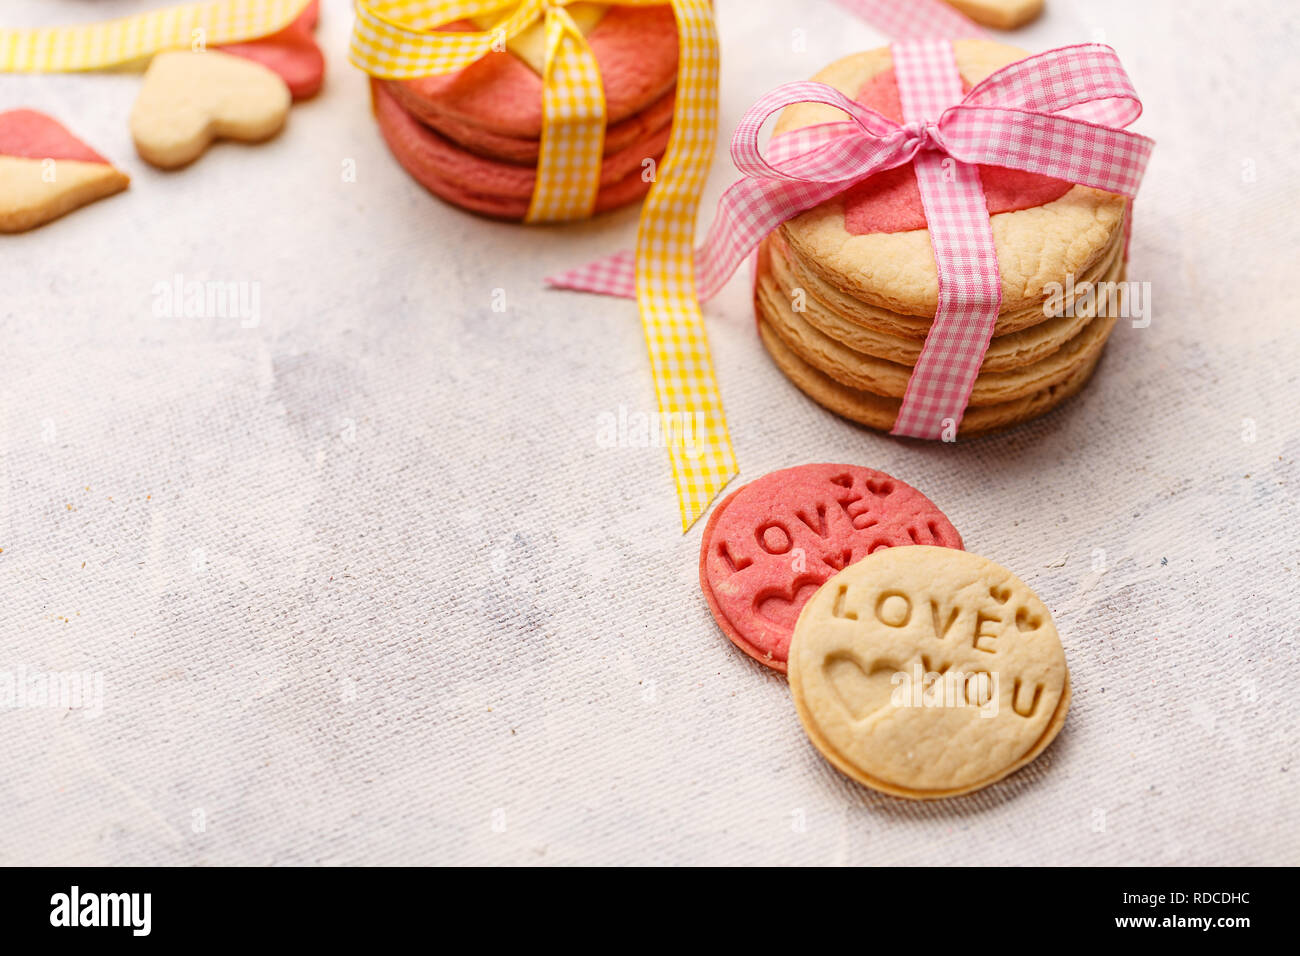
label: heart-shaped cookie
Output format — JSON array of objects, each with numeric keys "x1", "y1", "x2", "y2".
[
  {"x1": 0, "y1": 109, "x2": 129, "y2": 233},
  {"x1": 218, "y1": 0, "x2": 325, "y2": 100},
  {"x1": 841, "y1": 68, "x2": 1073, "y2": 235},
  {"x1": 130, "y1": 50, "x2": 291, "y2": 169}
]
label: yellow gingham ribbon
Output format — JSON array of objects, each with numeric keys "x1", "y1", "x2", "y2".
[
  {"x1": 352, "y1": 0, "x2": 617, "y2": 222},
  {"x1": 0, "y1": 0, "x2": 309, "y2": 72},
  {"x1": 354, "y1": 0, "x2": 735, "y2": 529},
  {"x1": 633, "y1": 0, "x2": 735, "y2": 530}
]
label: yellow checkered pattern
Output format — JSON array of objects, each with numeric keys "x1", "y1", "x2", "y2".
[
  {"x1": 526, "y1": 5, "x2": 604, "y2": 221},
  {"x1": 0, "y1": 0, "x2": 735, "y2": 530},
  {"x1": 0, "y1": 0, "x2": 309, "y2": 72},
  {"x1": 634, "y1": 0, "x2": 734, "y2": 530},
  {"x1": 352, "y1": 0, "x2": 613, "y2": 222},
  {"x1": 352, "y1": 0, "x2": 735, "y2": 529}
]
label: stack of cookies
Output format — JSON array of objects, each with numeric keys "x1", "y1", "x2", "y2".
[
  {"x1": 370, "y1": 4, "x2": 679, "y2": 220},
  {"x1": 755, "y1": 41, "x2": 1128, "y2": 436}
]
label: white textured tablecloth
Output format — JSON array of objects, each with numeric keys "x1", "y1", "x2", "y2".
[{"x1": 2, "y1": 0, "x2": 1297, "y2": 866}]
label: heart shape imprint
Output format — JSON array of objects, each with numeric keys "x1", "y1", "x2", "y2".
[{"x1": 130, "y1": 50, "x2": 291, "y2": 169}]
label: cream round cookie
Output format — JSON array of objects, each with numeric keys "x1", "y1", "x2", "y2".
[
  {"x1": 772, "y1": 217, "x2": 1125, "y2": 342},
  {"x1": 763, "y1": 233, "x2": 1125, "y2": 373},
  {"x1": 756, "y1": 313, "x2": 1109, "y2": 436},
  {"x1": 757, "y1": 254, "x2": 1121, "y2": 407},
  {"x1": 774, "y1": 41, "x2": 1127, "y2": 318},
  {"x1": 788, "y1": 546, "x2": 1070, "y2": 798}
]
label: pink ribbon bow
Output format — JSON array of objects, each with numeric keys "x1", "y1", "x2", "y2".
[{"x1": 551, "y1": 42, "x2": 1154, "y2": 437}]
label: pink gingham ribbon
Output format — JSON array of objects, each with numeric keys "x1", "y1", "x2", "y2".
[{"x1": 550, "y1": 42, "x2": 1153, "y2": 436}]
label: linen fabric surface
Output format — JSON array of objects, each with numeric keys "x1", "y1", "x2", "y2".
[{"x1": 1, "y1": 0, "x2": 1296, "y2": 864}]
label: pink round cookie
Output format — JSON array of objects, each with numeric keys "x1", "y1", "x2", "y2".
[
  {"x1": 387, "y1": 6, "x2": 679, "y2": 138},
  {"x1": 218, "y1": 0, "x2": 324, "y2": 101},
  {"x1": 414, "y1": 85, "x2": 676, "y2": 164},
  {"x1": 699, "y1": 464, "x2": 963, "y2": 672},
  {"x1": 372, "y1": 80, "x2": 660, "y2": 219}
]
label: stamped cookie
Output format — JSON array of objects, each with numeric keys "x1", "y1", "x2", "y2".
[
  {"x1": 0, "y1": 110, "x2": 129, "y2": 233},
  {"x1": 130, "y1": 50, "x2": 291, "y2": 169},
  {"x1": 788, "y1": 546, "x2": 1070, "y2": 798},
  {"x1": 700, "y1": 464, "x2": 963, "y2": 672}
]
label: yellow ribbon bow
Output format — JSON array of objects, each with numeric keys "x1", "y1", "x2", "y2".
[
  {"x1": 353, "y1": 0, "x2": 736, "y2": 529},
  {"x1": 0, "y1": 0, "x2": 737, "y2": 531}
]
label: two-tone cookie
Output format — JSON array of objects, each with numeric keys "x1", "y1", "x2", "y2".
[{"x1": 0, "y1": 110, "x2": 129, "y2": 233}]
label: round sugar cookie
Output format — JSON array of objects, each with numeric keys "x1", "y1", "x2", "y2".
[
  {"x1": 763, "y1": 233, "x2": 1125, "y2": 374},
  {"x1": 772, "y1": 223, "x2": 1125, "y2": 341},
  {"x1": 414, "y1": 86, "x2": 675, "y2": 164},
  {"x1": 774, "y1": 41, "x2": 1127, "y2": 318},
  {"x1": 387, "y1": 6, "x2": 679, "y2": 139},
  {"x1": 700, "y1": 464, "x2": 963, "y2": 672},
  {"x1": 755, "y1": 312, "x2": 1109, "y2": 437},
  {"x1": 788, "y1": 546, "x2": 1070, "y2": 799},
  {"x1": 765, "y1": 226, "x2": 1124, "y2": 359},
  {"x1": 757, "y1": 252, "x2": 1121, "y2": 407}
]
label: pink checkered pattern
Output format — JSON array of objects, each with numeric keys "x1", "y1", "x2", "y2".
[
  {"x1": 832, "y1": 0, "x2": 988, "y2": 40},
  {"x1": 886, "y1": 39, "x2": 999, "y2": 437},
  {"x1": 549, "y1": 43, "x2": 1153, "y2": 434},
  {"x1": 550, "y1": 82, "x2": 923, "y2": 299}
]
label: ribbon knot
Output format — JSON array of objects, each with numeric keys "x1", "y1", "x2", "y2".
[{"x1": 900, "y1": 119, "x2": 943, "y2": 153}]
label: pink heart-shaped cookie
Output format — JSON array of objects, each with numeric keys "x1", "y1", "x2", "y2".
[
  {"x1": 842, "y1": 68, "x2": 1073, "y2": 234},
  {"x1": 218, "y1": 0, "x2": 324, "y2": 100}
]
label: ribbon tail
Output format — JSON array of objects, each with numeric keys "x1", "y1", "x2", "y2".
[
  {"x1": 638, "y1": 0, "x2": 735, "y2": 531},
  {"x1": 0, "y1": 0, "x2": 311, "y2": 72},
  {"x1": 547, "y1": 249, "x2": 637, "y2": 297},
  {"x1": 547, "y1": 136, "x2": 875, "y2": 298}
]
